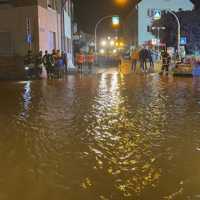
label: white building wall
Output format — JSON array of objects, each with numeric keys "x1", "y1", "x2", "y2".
[
  {"x1": 38, "y1": 6, "x2": 61, "y2": 52},
  {"x1": 64, "y1": 11, "x2": 72, "y2": 39},
  {"x1": 63, "y1": 0, "x2": 74, "y2": 68},
  {"x1": 138, "y1": 0, "x2": 193, "y2": 45},
  {"x1": 64, "y1": 10, "x2": 74, "y2": 68}
]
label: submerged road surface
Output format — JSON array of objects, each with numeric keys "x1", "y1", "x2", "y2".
[{"x1": 0, "y1": 68, "x2": 200, "y2": 200}]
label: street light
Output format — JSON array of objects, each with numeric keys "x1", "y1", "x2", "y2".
[
  {"x1": 165, "y1": 9, "x2": 181, "y2": 58},
  {"x1": 94, "y1": 15, "x2": 120, "y2": 54},
  {"x1": 101, "y1": 40, "x2": 107, "y2": 47},
  {"x1": 115, "y1": 42, "x2": 119, "y2": 47},
  {"x1": 110, "y1": 40, "x2": 115, "y2": 46},
  {"x1": 113, "y1": 49, "x2": 117, "y2": 54},
  {"x1": 115, "y1": 0, "x2": 128, "y2": 7},
  {"x1": 100, "y1": 49, "x2": 105, "y2": 54},
  {"x1": 119, "y1": 42, "x2": 124, "y2": 47}
]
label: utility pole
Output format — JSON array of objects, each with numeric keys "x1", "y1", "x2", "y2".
[
  {"x1": 166, "y1": 9, "x2": 181, "y2": 58},
  {"x1": 94, "y1": 15, "x2": 114, "y2": 54},
  {"x1": 152, "y1": 26, "x2": 166, "y2": 55},
  {"x1": 94, "y1": 15, "x2": 119, "y2": 54}
]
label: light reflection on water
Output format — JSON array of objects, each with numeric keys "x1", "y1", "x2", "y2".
[
  {"x1": 20, "y1": 81, "x2": 32, "y2": 119},
  {"x1": 0, "y1": 72, "x2": 200, "y2": 200}
]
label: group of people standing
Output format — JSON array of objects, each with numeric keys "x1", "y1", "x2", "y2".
[
  {"x1": 75, "y1": 50, "x2": 95, "y2": 72},
  {"x1": 131, "y1": 47, "x2": 154, "y2": 73},
  {"x1": 24, "y1": 49, "x2": 67, "y2": 79},
  {"x1": 131, "y1": 47, "x2": 171, "y2": 75}
]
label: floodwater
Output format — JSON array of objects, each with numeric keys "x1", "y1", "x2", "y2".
[{"x1": 0, "y1": 68, "x2": 200, "y2": 200}]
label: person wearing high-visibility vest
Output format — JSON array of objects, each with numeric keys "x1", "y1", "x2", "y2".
[
  {"x1": 86, "y1": 52, "x2": 95, "y2": 72},
  {"x1": 76, "y1": 51, "x2": 85, "y2": 72},
  {"x1": 131, "y1": 49, "x2": 139, "y2": 72}
]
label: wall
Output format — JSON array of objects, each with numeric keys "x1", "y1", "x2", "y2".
[
  {"x1": 138, "y1": 0, "x2": 194, "y2": 45},
  {"x1": 38, "y1": 6, "x2": 61, "y2": 52},
  {"x1": 13, "y1": 0, "x2": 37, "y2": 7},
  {"x1": 0, "y1": 6, "x2": 39, "y2": 56},
  {"x1": 63, "y1": 0, "x2": 74, "y2": 67},
  {"x1": 0, "y1": 2, "x2": 64, "y2": 55},
  {"x1": 64, "y1": 10, "x2": 72, "y2": 53}
]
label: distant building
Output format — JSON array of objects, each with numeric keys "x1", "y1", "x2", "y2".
[
  {"x1": 0, "y1": 0, "x2": 73, "y2": 57},
  {"x1": 124, "y1": 0, "x2": 193, "y2": 46}
]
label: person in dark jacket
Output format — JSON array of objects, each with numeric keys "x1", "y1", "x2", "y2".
[
  {"x1": 35, "y1": 51, "x2": 43, "y2": 77},
  {"x1": 139, "y1": 47, "x2": 149, "y2": 72},
  {"x1": 160, "y1": 50, "x2": 171, "y2": 75},
  {"x1": 61, "y1": 51, "x2": 68, "y2": 73},
  {"x1": 148, "y1": 49, "x2": 154, "y2": 72},
  {"x1": 43, "y1": 50, "x2": 55, "y2": 79}
]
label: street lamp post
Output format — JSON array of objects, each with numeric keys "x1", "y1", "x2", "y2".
[
  {"x1": 166, "y1": 9, "x2": 181, "y2": 57},
  {"x1": 94, "y1": 15, "x2": 115, "y2": 54},
  {"x1": 152, "y1": 26, "x2": 166, "y2": 54}
]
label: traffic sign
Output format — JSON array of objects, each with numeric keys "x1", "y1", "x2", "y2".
[
  {"x1": 26, "y1": 34, "x2": 32, "y2": 44},
  {"x1": 180, "y1": 36, "x2": 187, "y2": 45},
  {"x1": 112, "y1": 15, "x2": 120, "y2": 26},
  {"x1": 154, "y1": 9, "x2": 161, "y2": 20}
]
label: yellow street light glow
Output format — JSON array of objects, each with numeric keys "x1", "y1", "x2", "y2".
[
  {"x1": 115, "y1": 0, "x2": 128, "y2": 7},
  {"x1": 110, "y1": 40, "x2": 115, "y2": 46},
  {"x1": 113, "y1": 49, "x2": 117, "y2": 54},
  {"x1": 120, "y1": 42, "x2": 124, "y2": 47},
  {"x1": 101, "y1": 40, "x2": 107, "y2": 47},
  {"x1": 100, "y1": 49, "x2": 105, "y2": 54}
]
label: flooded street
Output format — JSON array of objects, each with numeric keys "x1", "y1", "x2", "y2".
[{"x1": 1, "y1": 68, "x2": 200, "y2": 200}]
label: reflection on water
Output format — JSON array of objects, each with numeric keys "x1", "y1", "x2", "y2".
[
  {"x1": 20, "y1": 81, "x2": 32, "y2": 119},
  {"x1": 0, "y1": 71, "x2": 200, "y2": 200}
]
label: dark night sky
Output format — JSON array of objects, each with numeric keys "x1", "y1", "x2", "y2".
[
  {"x1": 74, "y1": 0, "x2": 199, "y2": 34},
  {"x1": 74, "y1": 0, "x2": 136, "y2": 34}
]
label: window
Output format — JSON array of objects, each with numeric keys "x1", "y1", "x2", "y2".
[
  {"x1": 47, "y1": 0, "x2": 56, "y2": 10},
  {"x1": 147, "y1": 8, "x2": 154, "y2": 17},
  {"x1": 48, "y1": 31, "x2": 56, "y2": 52}
]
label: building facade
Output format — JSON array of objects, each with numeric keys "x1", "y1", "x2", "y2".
[
  {"x1": 125, "y1": 0, "x2": 193, "y2": 46},
  {"x1": 0, "y1": 0, "x2": 73, "y2": 57}
]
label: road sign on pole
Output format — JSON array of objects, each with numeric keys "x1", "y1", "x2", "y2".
[
  {"x1": 154, "y1": 9, "x2": 161, "y2": 20},
  {"x1": 180, "y1": 37, "x2": 187, "y2": 45}
]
